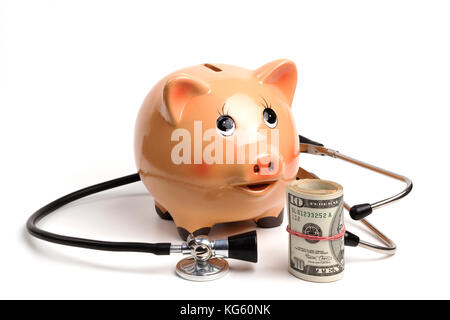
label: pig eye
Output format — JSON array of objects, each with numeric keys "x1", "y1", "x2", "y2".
[
  {"x1": 216, "y1": 115, "x2": 235, "y2": 136},
  {"x1": 263, "y1": 107, "x2": 277, "y2": 128}
]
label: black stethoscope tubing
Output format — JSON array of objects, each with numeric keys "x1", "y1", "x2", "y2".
[{"x1": 26, "y1": 135, "x2": 412, "y2": 256}]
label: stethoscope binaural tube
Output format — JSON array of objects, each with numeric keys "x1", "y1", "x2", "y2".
[{"x1": 298, "y1": 135, "x2": 413, "y2": 255}]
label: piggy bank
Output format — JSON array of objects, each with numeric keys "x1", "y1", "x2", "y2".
[{"x1": 135, "y1": 60, "x2": 300, "y2": 240}]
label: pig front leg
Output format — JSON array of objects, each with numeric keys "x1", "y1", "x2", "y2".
[
  {"x1": 176, "y1": 226, "x2": 212, "y2": 241},
  {"x1": 155, "y1": 201, "x2": 212, "y2": 240},
  {"x1": 155, "y1": 202, "x2": 213, "y2": 240},
  {"x1": 253, "y1": 207, "x2": 284, "y2": 228},
  {"x1": 171, "y1": 214, "x2": 214, "y2": 241},
  {"x1": 154, "y1": 201, "x2": 173, "y2": 220}
]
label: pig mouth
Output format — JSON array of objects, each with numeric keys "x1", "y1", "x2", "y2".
[{"x1": 234, "y1": 180, "x2": 277, "y2": 194}]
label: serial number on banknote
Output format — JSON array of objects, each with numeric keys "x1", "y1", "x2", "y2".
[{"x1": 290, "y1": 208, "x2": 332, "y2": 219}]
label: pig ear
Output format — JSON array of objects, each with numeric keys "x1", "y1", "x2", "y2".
[
  {"x1": 162, "y1": 75, "x2": 210, "y2": 125},
  {"x1": 254, "y1": 59, "x2": 298, "y2": 106}
]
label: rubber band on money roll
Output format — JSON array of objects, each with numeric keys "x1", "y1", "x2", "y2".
[
  {"x1": 286, "y1": 225, "x2": 346, "y2": 241},
  {"x1": 286, "y1": 179, "x2": 345, "y2": 282}
]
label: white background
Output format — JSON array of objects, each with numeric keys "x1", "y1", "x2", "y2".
[{"x1": 1, "y1": 0, "x2": 449, "y2": 299}]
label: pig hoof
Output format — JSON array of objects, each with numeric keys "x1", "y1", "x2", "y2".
[
  {"x1": 177, "y1": 227, "x2": 212, "y2": 241},
  {"x1": 255, "y1": 209, "x2": 284, "y2": 228},
  {"x1": 154, "y1": 205, "x2": 173, "y2": 221}
]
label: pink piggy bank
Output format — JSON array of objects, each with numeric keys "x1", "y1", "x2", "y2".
[{"x1": 135, "y1": 60, "x2": 300, "y2": 239}]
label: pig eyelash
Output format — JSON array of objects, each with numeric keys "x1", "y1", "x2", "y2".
[
  {"x1": 217, "y1": 103, "x2": 229, "y2": 116},
  {"x1": 261, "y1": 97, "x2": 273, "y2": 110}
]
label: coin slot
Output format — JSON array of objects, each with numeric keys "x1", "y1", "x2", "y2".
[{"x1": 203, "y1": 64, "x2": 222, "y2": 72}]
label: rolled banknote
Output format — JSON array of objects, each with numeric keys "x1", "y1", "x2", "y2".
[{"x1": 287, "y1": 179, "x2": 345, "y2": 282}]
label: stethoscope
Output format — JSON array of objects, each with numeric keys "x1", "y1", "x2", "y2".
[
  {"x1": 297, "y1": 135, "x2": 412, "y2": 255},
  {"x1": 26, "y1": 135, "x2": 412, "y2": 281}
]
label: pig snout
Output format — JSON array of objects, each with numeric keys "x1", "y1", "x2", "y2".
[{"x1": 252, "y1": 154, "x2": 282, "y2": 177}]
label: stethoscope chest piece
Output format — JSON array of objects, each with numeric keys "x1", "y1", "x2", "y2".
[
  {"x1": 175, "y1": 234, "x2": 232, "y2": 281},
  {"x1": 176, "y1": 257, "x2": 229, "y2": 281}
]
